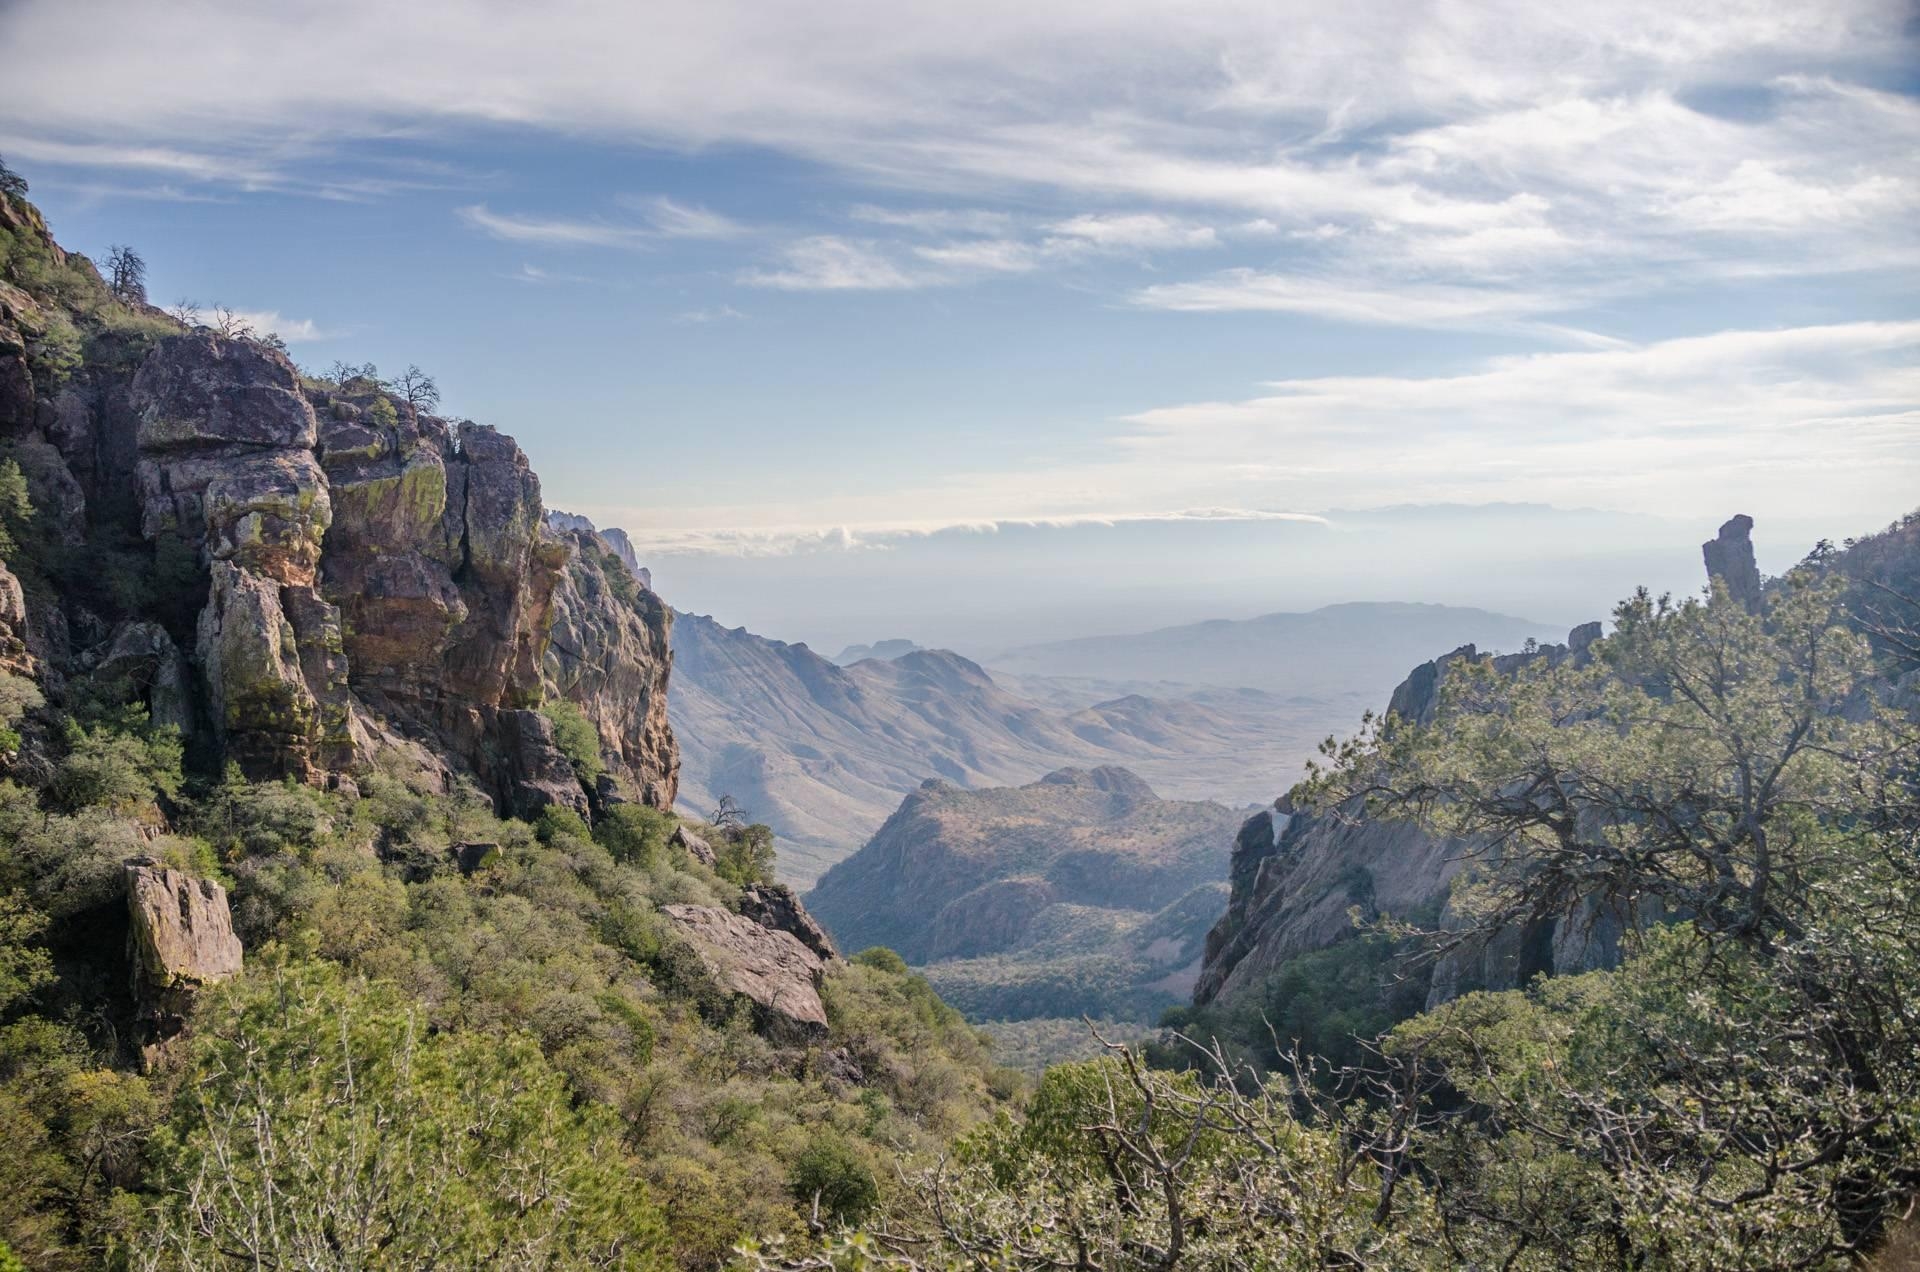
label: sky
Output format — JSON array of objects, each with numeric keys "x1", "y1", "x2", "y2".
[{"x1": 2, "y1": 0, "x2": 1916, "y2": 651}]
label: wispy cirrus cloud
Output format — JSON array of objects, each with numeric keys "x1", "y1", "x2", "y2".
[
  {"x1": 459, "y1": 195, "x2": 749, "y2": 249},
  {"x1": 739, "y1": 236, "x2": 923, "y2": 290}
]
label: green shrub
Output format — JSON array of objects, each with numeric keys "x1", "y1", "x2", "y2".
[
  {"x1": 787, "y1": 1133, "x2": 878, "y2": 1227},
  {"x1": 594, "y1": 803, "x2": 672, "y2": 867},
  {"x1": 542, "y1": 698, "x2": 604, "y2": 787},
  {"x1": 714, "y1": 822, "x2": 776, "y2": 886},
  {"x1": 50, "y1": 718, "x2": 182, "y2": 816},
  {"x1": 138, "y1": 958, "x2": 671, "y2": 1267},
  {"x1": 534, "y1": 803, "x2": 591, "y2": 845},
  {"x1": 852, "y1": 946, "x2": 908, "y2": 976}
]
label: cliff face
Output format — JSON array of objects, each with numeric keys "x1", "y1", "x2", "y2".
[
  {"x1": 0, "y1": 196, "x2": 676, "y2": 816},
  {"x1": 1192, "y1": 513, "x2": 1916, "y2": 1012}
]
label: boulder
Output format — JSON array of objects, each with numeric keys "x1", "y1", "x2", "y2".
[
  {"x1": 738, "y1": 882, "x2": 840, "y2": 961},
  {"x1": 670, "y1": 823, "x2": 717, "y2": 867},
  {"x1": 125, "y1": 859, "x2": 243, "y2": 1065},
  {"x1": 661, "y1": 903, "x2": 829, "y2": 1040}
]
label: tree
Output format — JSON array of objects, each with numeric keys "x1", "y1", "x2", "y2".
[
  {"x1": 0, "y1": 460, "x2": 33, "y2": 561},
  {"x1": 395, "y1": 363, "x2": 439, "y2": 413},
  {"x1": 0, "y1": 157, "x2": 24, "y2": 200},
  {"x1": 209, "y1": 305, "x2": 253, "y2": 339},
  {"x1": 1305, "y1": 571, "x2": 1920, "y2": 1262},
  {"x1": 103, "y1": 245, "x2": 146, "y2": 305},
  {"x1": 164, "y1": 298, "x2": 200, "y2": 326}
]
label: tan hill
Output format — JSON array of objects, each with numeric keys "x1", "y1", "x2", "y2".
[
  {"x1": 669, "y1": 613, "x2": 1341, "y2": 885},
  {"x1": 805, "y1": 767, "x2": 1246, "y2": 1025}
]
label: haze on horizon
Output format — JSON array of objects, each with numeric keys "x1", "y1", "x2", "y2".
[{"x1": 3, "y1": 0, "x2": 1914, "y2": 649}]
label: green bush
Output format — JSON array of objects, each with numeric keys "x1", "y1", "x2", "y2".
[
  {"x1": 594, "y1": 802, "x2": 672, "y2": 867},
  {"x1": 543, "y1": 698, "x2": 604, "y2": 786},
  {"x1": 787, "y1": 1133, "x2": 878, "y2": 1227},
  {"x1": 852, "y1": 946, "x2": 908, "y2": 976},
  {"x1": 714, "y1": 822, "x2": 776, "y2": 886},
  {"x1": 138, "y1": 958, "x2": 671, "y2": 1268}
]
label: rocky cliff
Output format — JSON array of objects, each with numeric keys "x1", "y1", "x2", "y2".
[
  {"x1": 1191, "y1": 513, "x2": 1913, "y2": 1011},
  {"x1": 0, "y1": 190, "x2": 677, "y2": 817}
]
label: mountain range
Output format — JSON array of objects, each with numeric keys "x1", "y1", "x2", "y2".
[
  {"x1": 987, "y1": 602, "x2": 1564, "y2": 694},
  {"x1": 669, "y1": 602, "x2": 1560, "y2": 885}
]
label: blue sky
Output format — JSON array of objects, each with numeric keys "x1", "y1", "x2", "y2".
[{"x1": 3, "y1": 0, "x2": 1916, "y2": 649}]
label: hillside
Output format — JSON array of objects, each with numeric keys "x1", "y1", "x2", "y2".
[
  {"x1": 988, "y1": 601, "x2": 1564, "y2": 695},
  {"x1": 0, "y1": 177, "x2": 1004, "y2": 1269},
  {"x1": 669, "y1": 612, "x2": 1337, "y2": 884},
  {"x1": 806, "y1": 767, "x2": 1245, "y2": 1029}
]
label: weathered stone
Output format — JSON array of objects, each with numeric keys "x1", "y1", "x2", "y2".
[
  {"x1": 132, "y1": 332, "x2": 316, "y2": 452},
  {"x1": 545, "y1": 522, "x2": 678, "y2": 808},
  {"x1": 670, "y1": 823, "x2": 717, "y2": 867},
  {"x1": 1703, "y1": 514, "x2": 1762, "y2": 611},
  {"x1": 661, "y1": 902, "x2": 829, "y2": 1040},
  {"x1": 125, "y1": 859, "x2": 243, "y2": 1066},
  {"x1": 92, "y1": 621, "x2": 193, "y2": 734},
  {"x1": 738, "y1": 882, "x2": 840, "y2": 961},
  {"x1": 196, "y1": 564, "x2": 326, "y2": 780}
]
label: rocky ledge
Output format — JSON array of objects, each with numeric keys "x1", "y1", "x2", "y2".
[{"x1": 0, "y1": 298, "x2": 678, "y2": 817}]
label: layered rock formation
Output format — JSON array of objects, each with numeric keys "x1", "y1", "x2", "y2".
[
  {"x1": 544, "y1": 513, "x2": 677, "y2": 808},
  {"x1": 0, "y1": 197, "x2": 678, "y2": 818}
]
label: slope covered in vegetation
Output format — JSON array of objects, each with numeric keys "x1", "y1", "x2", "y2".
[{"x1": 0, "y1": 166, "x2": 1009, "y2": 1271}]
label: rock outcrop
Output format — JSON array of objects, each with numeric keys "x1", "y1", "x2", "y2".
[
  {"x1": 1195, "y1": 618, "x2": 1613, "y2": 1010},
  {"x1": 1703, "y1": 514, "x2": 1761, "y2": 610},
  {"x1": 0, "y1": 211, "x2": 680, "y2": 818},
  {"x1": 124, "y1": 859, "x2": 243, "y2": 1064},
  {"x1": 544, "y1": 515, "x2": 677, "y2": 808},
  {"x1": 662, "y1": 901, "x2": 832, "y2": 1040}
]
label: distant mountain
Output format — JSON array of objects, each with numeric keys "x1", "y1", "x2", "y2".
[
  {"x1": 988, "y1": 602, "x2": 1563, "y2": 696},
  {"x1": 806, "y1": 768, "x2": 1245, "y2": 1022},
  {"x1": 668, "y1": 614, "x2": 1336, "y2": 886},
  {"x1": 832, "y1": 638, "x2": 924, "y2": 665}
]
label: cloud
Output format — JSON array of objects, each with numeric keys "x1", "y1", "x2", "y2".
[
  {"x1": 0, "y1": 0, "x2": 1909, "y2": 329},
  {"x1": 507, "y1": 262, "x2": 597, "y2": 284},
  {"x1": 582, "y1": 319, "x2": 1919, "y2": 551},
  {"x1": 1107, "y1": 320, "x2": 1920, "y2": 515},
  {"x1": 1046, "y1": 213, "x2": 1218, "y2": 251},
  {"x1": 460, "y1": 195, "x2": 747, "y2": 250},
  {"x1": 617, "y1": 194, "x2": 750, "y2": 239},
  {"x1": 228, "y1": 310, "x2": 332, "y2": 341},
  {"x1": 1132, "y1": 270, "x2": 1580, "y2": 331},
  {"x1": 458, "y1": 204, "x2": 654, "y2": 249},
  {"x1": 603, "y1": 508, "x2": 1329, "y2": 557},
  {"x1": 849, "y1": 205, "x2": 1014, "y2": 234},
  {"x1": 739, "y1": 236, "x2": 923, "y2": 290},
  {"x1": 675, "y1": 304, "x2": 747, "y2": 323}
]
